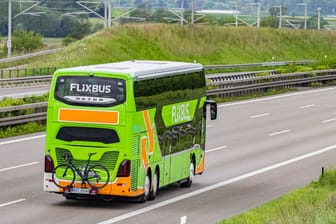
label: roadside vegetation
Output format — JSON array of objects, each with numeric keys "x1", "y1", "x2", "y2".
[
  {"x1": 220, "y1": 169, "x2": 336, "y2": 224},
  {"x1": 0, "y1": 94, "x2": 48, "y2": 138}
]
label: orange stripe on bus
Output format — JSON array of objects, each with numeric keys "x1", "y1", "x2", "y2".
[
  {"x1": 141, "y1": 137, "x2": 149, "y2": 171},
  {"x1": 143, "y1": 110, "x2": 154, "y2": 154},
  {"x1": 195, "y1": 155, "x2": 205, "y2": 175},
  {"x1": 59, "y1": 108, "x2": 119, "y2": 124}
]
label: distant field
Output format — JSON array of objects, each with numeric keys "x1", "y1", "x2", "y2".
[{"x1": 43, "y1": 38, "x2": 63, "y2": 48}]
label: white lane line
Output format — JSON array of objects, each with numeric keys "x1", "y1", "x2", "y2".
[
  {"x1": 269, "y1": 129, "x2": 291, "y2": 136},
  {"x1": 206, "y1": 146, "x2": 228, "y2": 153},
  {"x1": 0, "y1": 162, "x2": 39, "y2": 172},
  {"x1": 322, "y1": 118, "x2": 336, "y2": 123},
  {"x1": 249, "y1": 113, "x2": 270, "y2": 119},
  {"x1": 219, "y1": 87, "x2": 336, "y2": 108},
  {"x1": 0, "y1": 134, "x2": 45, "y2": 146},
  {"x1": 299, "y1": 104, "x2": 315, "y2": 109},
  {"x1": 96, "y1": 143, "x2": 336, "y2": 224},
  {"x1": 206, "y1": 125, "x2": 213, "y2": 128},
  {"x1": 0, "y1": 199, "x2": 26, "y2": 208}
]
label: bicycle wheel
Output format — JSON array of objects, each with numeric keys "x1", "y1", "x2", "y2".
[
  {"x1": 86, "y1": 165, "x2": 110, "y2": 189},
  {"x1": 52, "y1": 164, "x2": 76, "y2": 188}
]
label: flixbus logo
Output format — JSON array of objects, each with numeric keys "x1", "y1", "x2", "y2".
[
  {"x1": 70, "y1": 83, "x2": 112, "y2": 94},
  {"x1": 162, "y1": 100, "x2": 198, "y2": 126},
  {"x1": 172, "y1": 103, "x2": 190, "y2": 124}
]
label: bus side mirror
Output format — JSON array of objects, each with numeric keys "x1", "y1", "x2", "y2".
[{"x1": 205, "y1": 100, "x2": 217, "y2": 120}]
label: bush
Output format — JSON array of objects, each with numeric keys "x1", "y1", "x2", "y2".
[
  {"x1": 0, "y1": 122, "x2": 45, "y2": 138},
  {"x1": 9, "y1": 29, "x2": 43, "y2": 52}
]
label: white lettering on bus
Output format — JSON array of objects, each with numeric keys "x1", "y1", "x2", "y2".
[
  {"x1": 172, "y1": 103, "x2": 190, "y2": 124},
  {"x1": 70, "y1": 83, "x2": 112, "y2": 94}
]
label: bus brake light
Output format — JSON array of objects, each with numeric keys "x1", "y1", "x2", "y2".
[
  {"x1": 117, "y1": 160, "x2": 131, "y2": 177},
  {"x1": 45, "y1": 155, "x2": 54, "y2": 173}
]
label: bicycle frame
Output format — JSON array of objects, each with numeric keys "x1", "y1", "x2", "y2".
[{"x1": 64, "y1": 153, "x2": 95, "y2": 183}]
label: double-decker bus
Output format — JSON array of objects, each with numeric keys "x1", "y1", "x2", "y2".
[{"x1": 44, "y1": 60, "x2": 217, "y2": 201}]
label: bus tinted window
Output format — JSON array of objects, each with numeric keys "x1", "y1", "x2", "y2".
[
  {"x1": 56, "y1": 127, "x2": 120, "y2": 144},
  {"x1": 134, "y1": 71, "x2": 205, "y2": 110},
  {"x1": 55, "y1": 76, "x2": 125, "y2": 107}
]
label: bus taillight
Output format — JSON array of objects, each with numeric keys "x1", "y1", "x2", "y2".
[
  {"x1": 117, "y1": 160, "x2": 131, "y2": 177},
  {"x1": 45, "y1": 155, "x2": 54, "y2": 173}
]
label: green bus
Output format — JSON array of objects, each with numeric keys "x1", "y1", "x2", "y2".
[{"x1": 44, "y1": 60, "x2": 217, "y2": 201}]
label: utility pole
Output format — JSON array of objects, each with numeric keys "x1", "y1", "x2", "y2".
[
  {"x1": 274, "y1": 5, "x2": 282, "y2": 29},
  {"x1": 191, "y1": 0, "x2": 194, "y2": 25},
  {"x1": 108, "y1": 0, "x2": 112, "y2": 27},
  {"x1": 180, "y1": 0, "x2": 184, "y2": 26},
  {"x1": 257, "y1": 2, "x2": 260, "y2": 28},
  {"x1": 249, "y1": 2, "x2": 261, "y2": 28},
  {"x1": 7, "y1": 0, "x2": 12, "y2": 58},
  {"x1": 317, "y1": 7, "x2": 321, "y2": 30},
  {"x1": 297, "y1": 3, "x2": 307, "y2": 30}
]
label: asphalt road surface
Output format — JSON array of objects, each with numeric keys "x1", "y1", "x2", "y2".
[
  {"x1": 0, "y1": 86, "x2": 49, "y2": 99},
  {"x1": 2, "y1": 87, "x2": 336, "y2": 224}
]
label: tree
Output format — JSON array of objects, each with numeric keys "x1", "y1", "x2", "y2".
[{"x1": 10, "y1": 29, "x2": 43, "y2": 52}]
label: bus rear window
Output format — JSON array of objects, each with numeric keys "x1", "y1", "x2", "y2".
[
  {"x1": 56, "y1": 127, "x2": 120, "y2": 144},
  {"x1": 55, "y1": 76, "x2": 125, "y2": 107}
]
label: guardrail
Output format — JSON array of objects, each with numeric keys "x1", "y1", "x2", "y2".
[
  {"x1": 0, "y1": 75, "x2": 53, "y2": 88},
  {"x1": 207, "y1": 69, "x2": 336, "y2": 97},
  {"x1": 0, "y1": 102, "x2": 47, "y2": 127},
  {"x1": 203, "y1": 60, "x2": 316, "y2": 70},
  {"x1": 0, "y1": 67, "x2": 56, "y2": 79},
  {"x1": 1, "y1": 68, "x2": 336, "y2": 128}
]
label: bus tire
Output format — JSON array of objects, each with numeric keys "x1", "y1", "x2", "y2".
[
  {"x1": 148, "y1": 169, "x2": 159, "y2": 201},
  {"x1": 180, "y1": 161, "x2": 195, "y2": 188},
  {"x1": 138, "y1": 172, "x2": 151, "y2": 203}
]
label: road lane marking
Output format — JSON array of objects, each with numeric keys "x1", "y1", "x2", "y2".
[
  {"x1": 0, "y1": 162, "x2": 39, "y2": 172},
  {"x1": 206, "y1": 146, "x2": 228, "y2": 153},
  {"x1": 219, "y1": 87, "x2": 336, "y2": 108},
  {"x1": 322, "y1": 118, "x2": 336, "y2": 123},
  {"x1": 0, "y1": 199, "x2": 26, "y2": 208},
  {"x1": 0, "y1": 134, "x2": 45, "y2": 146},
  {"x1": 299, "y1": 104, "x2": 315, "y2": 109},
  {"x1": 269, "y1": 129, "x2": 291, "y2": 136},
  {"x1": 96, "y1": 143, "x2": 336, "y2": 224},
  {"x1": 249, "y1": 113, "x2": 270, "y2": 119},
  {"x1": 206, "y1": 125, "x2": 213, "y2": 128}
]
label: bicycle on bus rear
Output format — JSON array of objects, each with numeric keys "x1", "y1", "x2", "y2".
[{"x1": 52, "y1": 152, "x2": 110, "y2": 194}]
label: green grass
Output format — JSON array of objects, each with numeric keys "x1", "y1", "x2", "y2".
[
  {"x1": 219, "y1": 169, "x2": 336, "y2": 224},
  {"x1": 0, "y1": 94, "x2": 48, "y2": 138},
  {"x1": 0, "y1": 122, "x2": 45, "y2": 138},
  {"x1": 2, "y1": 24, "x2": 336, "y2": 69}
]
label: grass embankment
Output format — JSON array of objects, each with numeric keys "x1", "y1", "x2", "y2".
[
  {"x1": 220, "y1": 169, "x2": 336, "y2": 224},
  {"x1": 2, "y1": 24, "x2": 336, "y2": 69}
]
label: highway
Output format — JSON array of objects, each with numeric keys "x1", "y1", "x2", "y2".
[
  {"x1": 0, "y1": 86, "x2": 49, "y2": 99},
  {"x1": 1, "y1": 87, "x2": 336, "y2": 224}
]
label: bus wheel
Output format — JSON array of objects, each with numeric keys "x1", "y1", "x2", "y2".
[
  {"x1": 180, "y1": 162, "x2": 195, "y2": 188},
  {"x1": 148, "y1": 170, "x2": 158, "y2": 201},
  {"x1": 138, "y1": 172, "x2": 151, "y2": 203}
]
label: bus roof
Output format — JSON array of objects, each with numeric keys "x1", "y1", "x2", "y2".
[{"x1": 55, "y1": 60, "x2": 203, "y2": 81}]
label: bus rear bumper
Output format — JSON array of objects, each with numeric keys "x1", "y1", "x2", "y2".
[
  {"x1": 44, "y1": 173, "x2": 60, "y2": 192},
  {"x1": 43, "y1": 173, "x2": 145, "y2": 198}
]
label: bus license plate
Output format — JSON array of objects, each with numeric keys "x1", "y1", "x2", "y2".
[{"x1": 71, "y1": 188, "x2": 90, "y2": 194}]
